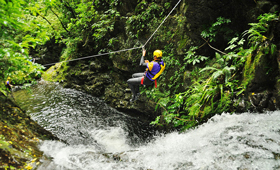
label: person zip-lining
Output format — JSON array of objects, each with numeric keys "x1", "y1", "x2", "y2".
[{"x1": 127, "y1": 49, "x2": 166, "y2": 102}]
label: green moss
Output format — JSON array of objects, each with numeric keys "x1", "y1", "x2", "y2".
[
  {"x1": 178, "y1": 37, "x2": 189, "y2": 50},
  {"x1": 0, "y1": 93, "x2": 57, "y2": 169},
  {"x1": 242, "y1": 50, "x2": 263, "y2": 87},
  {"x1": 42, "y1": 62, "x2": 69, "y2": 82},
  {"x1": 242, "y1": 54, "x2": 253, "y2": 86}
]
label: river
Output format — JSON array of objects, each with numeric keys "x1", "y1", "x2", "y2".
[{"x1": 14, "y1": 81, "x2": 280, "y2": 170}]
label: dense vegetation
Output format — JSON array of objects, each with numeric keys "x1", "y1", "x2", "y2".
[
  {"x1": 148, "y1": 13, "x2": 280, "y2": 130},
  {"x1": 1, "y1": 0, "x2": 280, "y2": 167},
  {"x1": 0, "y1": 0, "x2": 47, "y2": 96},
  {"x1": 1, "y1": 3, "x2": 280, "y2": 168},
  {"x1": 2, "y1": 0, "x2": 280, "y2": 129}
]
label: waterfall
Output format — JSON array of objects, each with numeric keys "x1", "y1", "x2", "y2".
[{"x1": 14, "y1": 82, "x2": 280, "y2": 170}]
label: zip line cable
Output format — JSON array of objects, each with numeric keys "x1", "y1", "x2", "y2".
[
  {"x1": 43, "y1": 46, "x2": 142, "y2": 66},
  {"x1": 43, "y1": 0, "x2": 181, "y2": 67},
  {"x1": 142, "y1": 0, "x2": 182, "y2": 47}
]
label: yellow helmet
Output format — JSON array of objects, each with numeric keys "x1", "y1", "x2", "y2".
[
  {"x1": 153, "y1": 50, "x2": 163, "y2": 58},
  {"x1": 7, "y1": 77, "x2": 11, "y2": 80}
]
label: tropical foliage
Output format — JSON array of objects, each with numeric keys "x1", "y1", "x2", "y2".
[
  {"x1": 1, "y1": 0, "x2": 279, "y2": 168},
  {"x1": 147, "y1": 13, "x2": 279, "y2": 131},
  {"x1": 1, "y1": 0, "x2": 279, "y2": 132},
  {"x1": 0, "y1": 0, "x2": 47, "y2": 95}
]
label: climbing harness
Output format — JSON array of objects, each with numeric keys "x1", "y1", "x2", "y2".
[
  {"x1": 141, "y1": 77, "x2": 157, "y2": 88},
  {"x1": 43, "y1": 0, "x2": 182, "y2": 67},
  {"x1": 139, "y1": 61, "x2": 164, "y2": 88},
  {"x1": 149, "y1": 62, "x2": 165, "y2": 80}
]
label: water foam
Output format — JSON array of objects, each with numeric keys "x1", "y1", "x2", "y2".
[
  {"x1": 39, "y1": 112, "x2": 280, "y2": 170},
  {"x1": 15, "y1": 83, "x2": 280, "y2": 169}
]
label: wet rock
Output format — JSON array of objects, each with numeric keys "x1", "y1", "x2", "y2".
[
  {"x1": 0, "y1": 92, "x2": 58, "y2": 168},
  {"x1": 104, "y1": 84, "x2": 128, "y2": 108},
  {"x1": 89, "y1": 60, "x2": 108, "y2": 72},
  {"x1": 248, "y1": 91, "x2": 278, "y2": 112}
]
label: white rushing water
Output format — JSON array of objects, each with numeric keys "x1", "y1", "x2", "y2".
[
  {"x1": 14, "y1": 82, "x2": 280, "y2": 170},
  {"x1": 38, "y1": 111, "x2": 280, "y2": 170}
]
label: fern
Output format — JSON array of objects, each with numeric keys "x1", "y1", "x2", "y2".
[
  {"x1": 184, "y1": 46, "x2": 208, "y2": 65},
  {"x1": 149, "y1": 13, "x2": 279, "y2": 131},
  {"x1": 201, "y1": 17, "x2": 232, "y2": 42},
  {"x1": 243, "y1": 13, "x2": 278, "y2": 48}
]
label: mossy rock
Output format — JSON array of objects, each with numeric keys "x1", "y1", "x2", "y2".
[
  {"x1": 42, "y1": 62, "x2": 68, "y2": 82},
  {"x1": 0, "y1": 92, "x2": 58, "y2": 169},
  {"x1": 243, "y1": 46, "x2": 278, "y2": 92}
]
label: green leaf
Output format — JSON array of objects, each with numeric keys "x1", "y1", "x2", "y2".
[
  {"x1": 158, "y1": 97, "x2": 170, "y2": 107},
  {"x1": 200, "y1": 66, "x2": 218, "y2": 73},
  {"x1": 228, "y1": 37, "x2": 239, "y2": 44}
]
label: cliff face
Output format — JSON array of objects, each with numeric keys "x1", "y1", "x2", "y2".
[{"x1": 42, "y1": 0, "x2": 280, "y2": 119}]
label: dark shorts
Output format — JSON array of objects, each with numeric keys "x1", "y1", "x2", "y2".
[
  {"x1": 127, "y1": 72, "x2": 154, "y2": 96},
  {"x1": 127, "y1": 72, "x2": 153, "y2": 86}
]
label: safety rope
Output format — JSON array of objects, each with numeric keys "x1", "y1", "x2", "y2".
[{"x1": 43, "y1": 0, "x2": 181, "y2": 67}]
